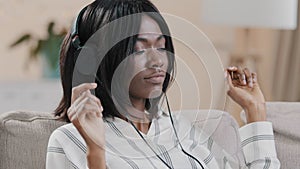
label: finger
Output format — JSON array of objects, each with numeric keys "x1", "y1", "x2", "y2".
[
  {"x1": 75, "y1": 93, "x2": 102, "y2": 113},
  {"x1": 243, "y1": 68, "x2": 253, "y2": 88},
  {"x1": 67, "y1": 97, "x2": 89, "y2": 122},
  {"x1": 71, "y1": 91, "x2": 90, "y2": 109},
  {"x1": 67, "y1": 106, "x2": 77, "y2": 122},
  {"x1": 226, "y1": 67, "x2": 236, "y2": 78},
  {"x1": 85, "y1": 92, "x2": 103, "y2": 109},
  {"x1": 70, "y1": 91, "x2": 103, "y2": 118},
  {"x1": 68, "y1": 93, "x2": 89, "y2": 120},
  {"x1": 227, "y1": 66, "x2": 238, "y2": 72},
  {"x1": 236, "y1": 66, "x2": 247, "y2": 85},
  {"x1": 225, "y1": 71, "x2": 234, "y2": 89},
  {"x1": 71, "y1": 83, "x2": 97, "y2": 103},
  {"x1": 68, "y1": 93, "x2": 92, "y2": 120},
  {"x1": 77, "y1": 102, "x2": 102, "y2": 119},
  {"x1": 225, "y1": 69, "x2": 241, "y2": 87},
  {"x1": 225, "y1": 67, "x2": 235, "y2": 81},
  {"x1": 252, "y1": 72, "x2": 257, "y2": 84},
  {"x1": 226, "y1": 71, "x2": 238, "y2": 98},
  {"x1": 75, "y1": 98, "x2": 103, "y2": 121},
  {"x1": 87, "y1": 94, "x2": 103, "y2": 113}
]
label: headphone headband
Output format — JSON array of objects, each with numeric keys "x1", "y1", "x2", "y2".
[{"x1": 71, "y1": 6, "x2": 88, "y2": 49}]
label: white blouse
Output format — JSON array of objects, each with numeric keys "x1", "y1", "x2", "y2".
[{"x1": 46, "y1": 110, "x2": 280, "y2": 169}]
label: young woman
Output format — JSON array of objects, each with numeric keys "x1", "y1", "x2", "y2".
[{"x1": 46, "y1": 0, "x2": 280, "y2": 168}]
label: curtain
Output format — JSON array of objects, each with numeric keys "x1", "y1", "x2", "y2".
[{"x1": 272, "y1": 3, "x2": 300, "y2": 101}]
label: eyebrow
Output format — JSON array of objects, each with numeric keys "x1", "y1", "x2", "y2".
[{"x1": 136, "y1": 35, "x2": 164, "y2": 43}]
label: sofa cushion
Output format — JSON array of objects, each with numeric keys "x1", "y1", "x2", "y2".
[
  {"x1": 0, "y1": 111, "x2": 66, "y2": 169},
  {"x1": 266, "y1": 102, "x2": 300, "y2": 169}
]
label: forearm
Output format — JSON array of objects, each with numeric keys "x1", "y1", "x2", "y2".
[
  {"x1": 244, "y1": 101, "x2": 266, "y2": 124},
  {"x1": 87, "y1": 147, "x2": 106, "y2": 169}
]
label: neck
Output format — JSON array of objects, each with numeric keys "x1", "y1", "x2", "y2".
[
  {"x1": 123, "y1": 96, "x2": 150, "y2": 134},
  {"x1": 129, "y1": 96, "x2": 146, "y2": 112},
  {"x1": 131, "y1": 120, "x2": 151, "y2": 134}
]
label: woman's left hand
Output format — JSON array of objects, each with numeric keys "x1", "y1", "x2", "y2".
[{"x1": 225, "y1": 66, "x2": 266, "y2": 124}]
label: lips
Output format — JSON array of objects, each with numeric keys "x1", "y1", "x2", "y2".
[{"x1": 144, "y1": 73, "x2": 165, "y2": 84}]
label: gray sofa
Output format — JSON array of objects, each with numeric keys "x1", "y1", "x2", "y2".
[
  {"x1": 0, "y1": 111, "x2": 66, "y2": 169},
  {"x1": 1, "y1": 102, "x2": 299, "y2": 169}
]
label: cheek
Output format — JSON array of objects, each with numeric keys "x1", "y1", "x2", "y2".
[
  {"x1": 162, "y1": 53, "x2": 169, "y2": 70},
  {"x1": 128, "y1": 73, "x2": 146, "y2": 97},
  {"x1": 123, "y1": 55, "x2": 146, "y2": 83},
  {"x1": 133, "y1": 55, "x2": 148, "y2": 72}
]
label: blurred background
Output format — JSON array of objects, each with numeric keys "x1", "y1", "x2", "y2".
[{"x1": 0, "y1": 0, "x2": 299, "y2": 125}]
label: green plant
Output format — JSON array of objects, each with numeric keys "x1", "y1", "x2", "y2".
[{"x1": 10, "y1": 21, "x2": 67, "y2": 77}]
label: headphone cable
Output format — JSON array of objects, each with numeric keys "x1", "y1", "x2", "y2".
[
  {"x1": 164, "y1": 93, "x2": 205, "y2": 169},
  {"x1": 129, "y1": 93, "x2": 205, "y2": 169},
  {"x1": 129, "y1": 120, "x2": 172, "y2": 169}
]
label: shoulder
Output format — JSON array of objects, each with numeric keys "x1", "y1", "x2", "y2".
[
  {"x1": 47, "y1": 123, "x2": 89, "y2": 168},
  {"x1": 172, "y1": 109, "x2": 232, "y2": 122},
  {"x1": 48, "y1": 123, "x2": 86, "y2": 149},
  {"x1": 171, "y1": 109, "x2": 236, "y2": 129},
  {"x1": 176, "y1": 109, "x2": 243, "y2": 161},
  {"x1": 49, "y1": 123, "x2": 80, "y2": 138},
  {"x1": 173, "y1": 109, "x2": 239, "y2": 142}
]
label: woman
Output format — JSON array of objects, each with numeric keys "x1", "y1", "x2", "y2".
[{"x1": 46, "y1": 0, "x2": 280, "y2": 168}]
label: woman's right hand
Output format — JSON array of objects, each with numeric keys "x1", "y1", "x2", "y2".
[
  {"x1": 225, "y1": 67, "x2": 266, "y2": 124},
  {"x1": 67, "y1": 83, "x2": 105, "y2": 150}
]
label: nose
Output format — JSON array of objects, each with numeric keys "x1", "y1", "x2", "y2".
[{"x1": 146, "y1": 48, "x2": 164, "y2": 69}]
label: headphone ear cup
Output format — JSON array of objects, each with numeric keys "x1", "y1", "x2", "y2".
[
  {"x1": 75, "y1": 45, "x2": 99, "y2": 76},
  {"x1": 72, "y1": 36, "x2": 82, "y2": 50},
  {"x1": 73, "y1": 47, "x2": 82, "y2": 65},
  {"x1": 72, "y1": 45, "x2": 98, "y2": 88}
]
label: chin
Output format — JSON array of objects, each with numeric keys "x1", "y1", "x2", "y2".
[{"x1": 147, "y1": 88, "x2": 163, "y2": 98}]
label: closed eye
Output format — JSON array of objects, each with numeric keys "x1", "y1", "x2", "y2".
[
  {"x1": 133, "y1": 49, "x2": 145, "y2": 55},
  {"x1": 133, "y1": 48, "x2": 166, "y2": 55}
]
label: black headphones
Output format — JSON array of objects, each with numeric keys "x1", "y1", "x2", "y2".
[
  {"x1": 71, "y1": 6, "x2": 88, "y2": 50},
  {"x1": 70, "y1": 6, "x2": 103, "y2": 90}
]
